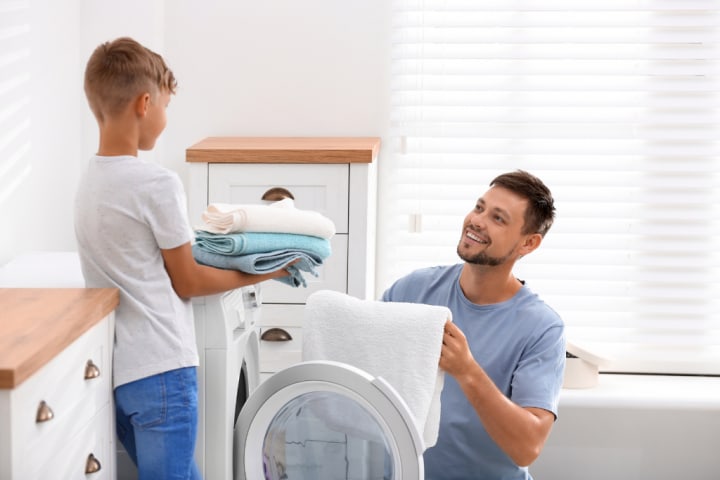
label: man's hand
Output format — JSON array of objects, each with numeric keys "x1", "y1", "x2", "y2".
[{"x1": 439, "y1": 320, "x2": 476, "y2": 378}]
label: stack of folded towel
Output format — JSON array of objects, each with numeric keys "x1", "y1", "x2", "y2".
[{"x1": 191, "y1": 198, "x2": 334, "y2": 287}]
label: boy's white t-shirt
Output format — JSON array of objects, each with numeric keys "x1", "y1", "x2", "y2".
[{"x1": 75, "y1": 155, "x2": 197, "y2": 387}]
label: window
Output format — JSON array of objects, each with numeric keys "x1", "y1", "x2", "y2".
[
  {"x1": 0, "y1": 0, "x2": 31, "y2": 207},
  {"x1": 379, "y1": 0, "x2": 720, "y2": 374}
]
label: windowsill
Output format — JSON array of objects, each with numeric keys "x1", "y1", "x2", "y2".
[{"x1": 559, "y1": 373, "x2": 720, "y2": 410}]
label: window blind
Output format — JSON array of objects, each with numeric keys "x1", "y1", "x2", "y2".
[
  {"x1": 379, "y1": 0, "x2": 720, "y2": 375},
  {"x1": 0, "y1": 0, "x2": 31, "y2": 208}
]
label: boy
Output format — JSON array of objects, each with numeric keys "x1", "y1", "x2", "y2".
[{"x1": 75, "y1": 37, "x2": 293, "y2": 479}]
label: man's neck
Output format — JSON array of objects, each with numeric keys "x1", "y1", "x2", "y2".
[{"x1": 458, "y1": 263, "x2": 523, "y2": 305}]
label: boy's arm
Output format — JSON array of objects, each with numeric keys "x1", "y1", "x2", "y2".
[{"x1": 161, "y1": 241, "x2": 293, "y2": 299}]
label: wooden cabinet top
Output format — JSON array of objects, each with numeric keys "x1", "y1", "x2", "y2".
[
  {"x1": 0, "y1": 288, "x2": 119, "y2": 389},
  {"x1": 186, "y1": 137, "x2": 380, "y2": 164}
]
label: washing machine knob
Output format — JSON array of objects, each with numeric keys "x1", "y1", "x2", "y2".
[{"x1": 243, "y1": 287, "x2": 260, "y2": 309}]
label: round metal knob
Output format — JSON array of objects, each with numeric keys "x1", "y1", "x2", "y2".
[
  {"x1": 261, "y1": 327, "x2": 293, "y2": 342},
  {"x1": 84, "y1": 359, "x2": 100, "y2": 380},
  {"x1": 85, "y1": 453, "x2": 102, "y2": 474},
  {"x1": 36, "y1": 400, "x2": 54, "y2": 423}
]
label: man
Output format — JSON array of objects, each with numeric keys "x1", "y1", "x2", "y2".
[{"x1": 382, "y1": 170, "x2": 565, "y2": 479}]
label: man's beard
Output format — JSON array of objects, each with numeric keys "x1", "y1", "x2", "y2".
[{"x1": 456, "y1": 242, "x2": 516, "y2": 267}]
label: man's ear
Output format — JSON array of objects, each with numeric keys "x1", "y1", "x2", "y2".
[
  {"x1": 518, "y1": 233, "x2": 543, "y2": 256},
  {"x1": 134, "y1": 92, "x2": 151, "y2": 117}
]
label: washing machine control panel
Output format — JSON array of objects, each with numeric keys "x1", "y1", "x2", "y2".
[
  {"x1": 221, "y1": 285, "x2": 261, "y2": 331},
  {"x1": 242, "y1": 287, "x2": 260, "y2": 309}
]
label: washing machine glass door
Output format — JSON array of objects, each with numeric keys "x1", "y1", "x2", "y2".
[{"x1": 235, "y1": 360, "x2": 424, "y2": 480}]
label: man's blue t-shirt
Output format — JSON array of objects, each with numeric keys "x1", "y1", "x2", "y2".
[{"x1": 382, "y1": 264, "x2": 565, "y2": 480}]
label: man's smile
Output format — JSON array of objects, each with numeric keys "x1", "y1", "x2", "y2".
[{"x1": 465, "y1": 229, "x2": 489, "y2": 244}]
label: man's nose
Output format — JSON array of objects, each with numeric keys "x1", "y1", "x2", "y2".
[{"x1": 469, "y1": 211, "x2": 487, "y2": 228}]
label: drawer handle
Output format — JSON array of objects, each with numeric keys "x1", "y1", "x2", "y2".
[
  {"x1": 84, "y1": 359, "x2": 101, "y2": 380},
  {"x1": 261, "y1": 327, "x2": 293, "y2": 342},
  {"x1": 261, "y1": 187, "x2": 294, "y2": 202},
  {"x1": 36, "y1": 400, "x2": 54, "y2": 423},
  {"x1": 85, "y1": 453, "x2": 102, "y2": 474}
]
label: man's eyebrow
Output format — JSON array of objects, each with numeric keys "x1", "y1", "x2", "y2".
[
  {"x1": 493, "y1": 206, "x2": 511, "y2": 219},
  {"x1": 476, "y1": 198, "x2": 511, "y2": 219}
]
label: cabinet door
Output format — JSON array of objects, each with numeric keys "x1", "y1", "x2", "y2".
[
  {"x1": 208, "y1": 163, "x2": 350, "y2": 233},
  {"x1": 31, "y1": 404, "x2": 113, "y2": 480},
  {"x1": 13, "y1": 318, "x2": 112, "y2": 460}
]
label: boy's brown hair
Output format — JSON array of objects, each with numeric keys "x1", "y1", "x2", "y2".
[{"x1": 84, "y1": 37, "x2": 177, "y2": 122}]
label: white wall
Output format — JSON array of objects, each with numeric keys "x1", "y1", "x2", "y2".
[
  {"x1": 0, "y1": 0, "x2": 83, "y2": 264},
  {"x1": 79, "y1": 0, "x2": 166, "y2": 165},
  {"x1": 0, "y1": 0, "x2": 390, "y2": 264},
  {"x1": 161, "y1": 0, "x2": 391, "y2": 196}
]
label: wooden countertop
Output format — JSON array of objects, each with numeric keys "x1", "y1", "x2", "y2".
[
  {"x1": 0, "y1": 288, "x2": 119, "y2": 389},
  {"x1": 186, "y1": 136, "x2": 380, "y2": 164}
]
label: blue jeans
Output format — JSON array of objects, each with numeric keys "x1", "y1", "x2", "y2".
[{"x1": 115, "y1": 367, "x2": 202, "y2": 480}]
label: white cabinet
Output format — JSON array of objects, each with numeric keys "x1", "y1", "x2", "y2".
[
  {"x1": 207, "y1": 163, "x2": 350, "y2": 304},
  {"x1": 186, "y1": 137, "x2": 379, "y2": 378},
  {"x1": 0, "y1": 289, "x2": 118, "y2": 480}
]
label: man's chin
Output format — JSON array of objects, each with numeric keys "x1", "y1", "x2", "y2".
[{"x1": 457, "y1": 248, "x2": 506, "y2": 267}]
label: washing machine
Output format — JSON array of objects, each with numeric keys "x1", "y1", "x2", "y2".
[
  {"x1": 190, "y1": 284, "x2": 425, "y2": 480},
  {"x1": 193, "y1": 287, "x2": 426, "y2": 480},
  {"x1": 233, "y1": 360, "x2": 425, "y2": 480},
  {"x1": 192, "y1": 286, "x2": 262, "y2": 480}
]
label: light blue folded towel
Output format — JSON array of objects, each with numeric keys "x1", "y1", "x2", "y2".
[
  {"x1": 194, "y1": 231, "x2": 331, "y2": 258},
  {"x1": 191, "y1": 244, "x2": 321, "y2": 288}
]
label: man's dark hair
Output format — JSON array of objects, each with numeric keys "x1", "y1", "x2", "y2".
[{"x1": 490, "y1": 170, "x2": 556, "y2": 237}]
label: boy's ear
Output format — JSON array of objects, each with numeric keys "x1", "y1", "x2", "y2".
[{"x1": 134, "y1": 93, "x2": 151, "y2": 117}]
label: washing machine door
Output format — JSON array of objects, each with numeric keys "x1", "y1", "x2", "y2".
[{"x1": 234, "y1": 360, "x2": 424, "y2": 480}]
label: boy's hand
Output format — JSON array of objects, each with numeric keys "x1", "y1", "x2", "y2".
[{"x1": 279, "y1": 258, "x2": 301, "y2": 278}]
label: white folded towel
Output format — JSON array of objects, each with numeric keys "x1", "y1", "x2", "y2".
[
  {"x1": 302, "y1": 290, "x2": 451, "y2": 449},
  {"x1": 200, "y1": 198, "x2": 336, "y2": 239}
]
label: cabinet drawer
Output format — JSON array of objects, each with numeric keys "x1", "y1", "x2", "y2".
[
  {"x1": 208, "y1": 163, "x2": 350, "y2": 233},
  {"x1": 30, "y1": 403, "x2": 113, "y2": 479},
  {"x1": 257, "y1": 234, "x2": 348, "y2": 304},
  {"x1": 13, "y1": 316, "x2": 112, "y2": 459},
  {"x1": 258, "y1": 303, "x2": 305, "y2": 329},
  {"x1": 259, "y1": 327, "x2": 303, "y2": 374},
  {"x1": 258, "y1": 304, "x2": 304, "y2": 374}
]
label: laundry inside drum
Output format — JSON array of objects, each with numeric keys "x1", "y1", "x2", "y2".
[{"x1": 262, "y1": 391, "x2": 394, "y2": 480}]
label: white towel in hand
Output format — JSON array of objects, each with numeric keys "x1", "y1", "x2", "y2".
[
  {"x1": 302, "y1": 290, "x2": 451, "y2": 449},
  {"x1": 200, "y1": 198, "x2": 336, "y2": 239}
]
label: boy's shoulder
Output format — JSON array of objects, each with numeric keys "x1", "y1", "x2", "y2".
[{"x1": 94, "y1": 156, "x2": 177, "y2": 179}]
